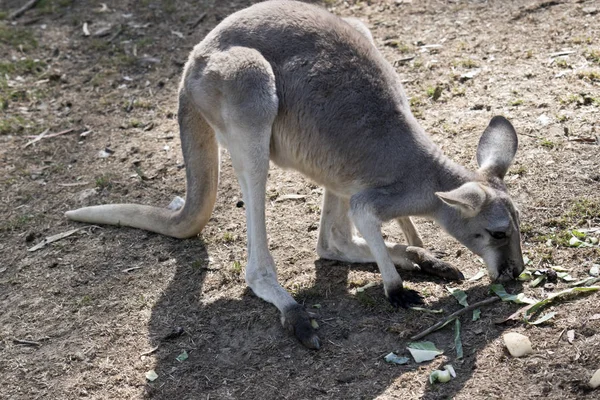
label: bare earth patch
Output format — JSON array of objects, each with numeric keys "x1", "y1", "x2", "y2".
[{"x1": 1, "y1": 1, "x2": 599, "y2": 399}]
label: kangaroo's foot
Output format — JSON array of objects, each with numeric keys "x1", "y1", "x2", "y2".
[
  {"x1": 282, "y1": 304, "x2": 320, "y2": 350},
  {"x1": 405, "y1": 246, "x2": 465, "y2": 281}
]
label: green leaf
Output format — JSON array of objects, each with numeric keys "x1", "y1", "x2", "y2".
[
  {"x1": 571, "y1": 230, "x2": 586, "y2": 240},
  {"x1": 530, "y1": 274, "x2": 546, "y2": 287},
  {"x1": 145, "y1": 370, "x2": 158, "y2": 381},
  {"x1": 568, "y1": 277, "x2": 600, "y2": 287},
  {"x1": 468, "y1": 269, "x2": 486, "y2": 282},
  {"x1": 556, "y1": 272, "x2": 577, "y2": 282},
  {"x1": 429, "y1": 369, "x2": 452, "y2": 384},
  {"x1": 526, "y1": 311, "x2": 556, "y2": 325},
  {"x1": 490, "y1": 284, "x2": 538, "y2": 304},
  {"x1": 472, "y1": 308, "x2": 481, "y2": 321},
  {"x1": 454, "y1": 319, "x2": 463, "y2": 359},
  {"x1": 407, "y1": 341, "x2": 444, "y2": 363},
  {"x1": 175, "y1": 350, "x2": 188, "y2": 362},
  {"x1": 409, "y1": 307, "x2": 444, "y2": 314},
  {"x1": 310, "y1": 319, "x2": 319, "y2": 329},
  {"x1": 356, "y1": 282, "x2": 377, "y2": 292},
  {"x1": 569, "y1": 236, "x2": 582, "y2": 247},
  {"x1": 518, "y1": 270, "x2": 533, "y2": 281},
  {"x1": 447, "y1": 287, "x2": 469, "y2": 307},
  {"x1": 384, "y1": 352, "x2": 410, "y2": 365},
  {"x1": 525, "y1": 286, "x2": 600, "y2": 318}
]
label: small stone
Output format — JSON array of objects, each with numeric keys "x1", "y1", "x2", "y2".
[
  {"x1": 78, "y1": 188, "x2": 98, "y2": 202},
  {"x1": 503, "y1": 332, "x2": 533, "y2": 357},
  {"x1": 590, "y1": 368, "x2": 600, "y2": 389}
]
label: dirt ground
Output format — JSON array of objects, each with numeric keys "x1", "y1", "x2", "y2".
[{"x1": 1, "y1": 0, "x2": 600, "y2": 399}]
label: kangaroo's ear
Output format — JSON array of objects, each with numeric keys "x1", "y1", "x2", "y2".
[
  {"x1": 476, "y1": 116, "x2": 518, "y2": 179},
  {"x1": 436, "y1": 182, "x2": 487, "y2": 217}
]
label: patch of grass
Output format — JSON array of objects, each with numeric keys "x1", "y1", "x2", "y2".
[
  {"x1": 0, "y1": 23, "x2": 37, "y2": 51},
  {"x1": 510, "y1": 99, "x2": 524, "y2": 106},
  {"x1": 453, "y1": 58, "x2": 479, "y2": 69},
  {"x1": 95, "y1": 175, "x2": 113, "y2": 190},
  {"x1": 554, "y1": 58, "x2": 570, "y2": 69},
  {"x1": 442, "y1": 123, "x2": 458, "y2": 136},
  {"x1": 509, "y1": 164, "x2": 527, "y2": 176},
  {"x1": 572, "y1": 36, "x2": 593, "y2": 45},
  {"x1": 162, "y1": 0, "x2": 176, "y2": 14},
  {"x1": 384, "y1": 39, "x2": 412, "y2": 53},
  {"x1": 426, "y1": 85, "x2": 443, "y2": 101},
  {"x1": 577, "y1": 70, "x2": 600, "y2": 82},
  {"x1": 539, "y1": 138, "x2": 556, "y2": 149},
  {"x1": 35, "y1": 0, "x2": 74, "y2": 15},
  {"x1": 133, "y1": 99, "x2": 154, "y2": 110},
  {"x1": 0, "y1": 58, "x2": 47, "y2": 76},
  {"x1": 559, "y1": 93, "x2": 599, "y2": 107},
  {"x1": 0, "y1": 115, "x2": 28, "y2": 135},
  {"x1": 79, "y1": 295, "x2": 92, "y2": 306},
  {"x1": 568, "y1": 199, "x2": 600, "y2": 221},
  {"x1": 584, "y1": 48, "x2": 600, "y2": 64},
  {"x1": 409, "y1": 96, "x2": 424, "y2": 108},
  {"x1": 540, "y1": 199, "x2": 600, "y2": 232},
  {"x1": 230, "y1": 261, "x2": 242, "y2": 275},
  {"x1": 0, "y1": 214, "x2": 33, "y2": 232},
  {"x1": 519, "y1": 222, "x2": 534, "y2": 235},
  {"x1": 89, "y1": 38, "x2": 110, "y2": 52},
  {"x1": 128, "y1": 119, "x2": 143, "y2": 128},
  {"x1": 0, "y1": 11, "x2": 7, "y2": 20},
  {"x1": 222, "y1": 232, "x2": 235, "y2": 243},
  {"x1": 555, "y1": 113, "x2": 568, "y2": 122}
]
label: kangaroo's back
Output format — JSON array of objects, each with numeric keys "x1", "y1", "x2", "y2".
[{"x1": 187, "y1": 1, "x2": 433, "y2": 193}]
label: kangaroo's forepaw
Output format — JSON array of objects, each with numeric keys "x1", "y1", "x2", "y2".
[
  {"x1": 405, "y1": 246, "x2": 464, "y2": 281},
  {"x1": 386, "y1": 286, "x2": 424, "y2": 308},
  {"x1": 282, "y1": 304, "x2": 321, "y2": 350}
]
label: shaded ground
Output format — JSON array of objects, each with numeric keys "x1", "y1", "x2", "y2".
[{"x1": 1, "y1": 0, "x2": 599, "y2": 399}]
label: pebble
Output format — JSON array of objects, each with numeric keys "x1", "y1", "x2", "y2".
[
  {"x1": 590, "y1": 368, "x2": 600, "y2": 389},
  {"x1": 503, "y1": 332, "x2": 533, "y2": 357}
]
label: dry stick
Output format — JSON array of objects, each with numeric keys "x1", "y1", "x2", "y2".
[
  {"x1": 13, "y1": 338, "x2": 42, "y2": 346},
  {"x1": 410, "y1": 297, "x2": 500, "y2": 341},
  {"x1": 9, "y1": 0, "x2": 41, "y2": 20}
]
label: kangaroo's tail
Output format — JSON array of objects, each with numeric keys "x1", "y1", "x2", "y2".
[{"x1": 65, "y1": 88, "x2": 220, "y2": 239}]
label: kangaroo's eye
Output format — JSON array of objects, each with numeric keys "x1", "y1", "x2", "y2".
[{"x1": 487, "y1": 230, "x2": 507, "y2": 240}]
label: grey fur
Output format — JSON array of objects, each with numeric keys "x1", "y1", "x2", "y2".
[{"x1": 66, "y1": 1, "x2": 524, "y2": 349}]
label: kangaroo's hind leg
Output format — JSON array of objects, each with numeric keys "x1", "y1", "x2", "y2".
[
  {"x1": 193, "y1": 47, "x2": 320, "y2": 349},
  {"x1": 316, "y1": 190, "x2": 463, "y2": 281}
]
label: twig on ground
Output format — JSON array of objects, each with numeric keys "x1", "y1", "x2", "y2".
[
  {"x1": 410, "y1": 297, "x2": 500, "y2": 341},
  {"x1": 140, "y1": 346, "x2": 160, "y2": 357},
  {"x1": 28, "y1": 226, "x2": 97, "y2": 252},
  {"x1": 13, "y1": 338, "x2": 42, "y2": 346},
  {"x1": 23, "y1": 128, "x2": 74, "y2": 148},
  {"x1": 9, "y1": 0, "x2": 41, "y2": 20},
  {"x1": 58, "y1": 182, "x2": 90, "y2": 187},
  {"x1": 189, "y1": 12, "x2": 207, "y2": 31},
  {"x1": 122, "y1": 266, "x2": 143, "y2": 273}
]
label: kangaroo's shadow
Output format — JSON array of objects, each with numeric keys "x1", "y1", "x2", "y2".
[{"x1": 145, "y1": 238, "x2": 525, "y2": 399}]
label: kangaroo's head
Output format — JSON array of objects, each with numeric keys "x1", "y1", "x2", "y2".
[{"x1": 435, "y1": 116, "x2": 524, "y2": 282}]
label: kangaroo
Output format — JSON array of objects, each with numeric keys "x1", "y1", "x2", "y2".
[{"x1": 66, "y1": 1, "x2": 524, "y2": 349}]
